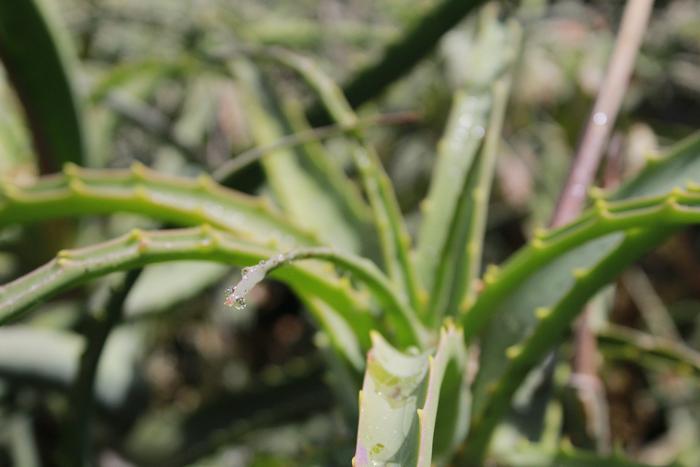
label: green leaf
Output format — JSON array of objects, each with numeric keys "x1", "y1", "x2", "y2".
[
  {"x1": 611, "y1": 133, "x2": 700, "y2": 199},
  {"x1": 354, "y1": 325, "x2": 469, "y2": 467},
  {"x1": 282, "y1": 99, "x2": 373, "y2": 236},
  {"x1": 0, "y1": 0, "x2": 86, "y2": 171},
  {"x1": 0, "y1": 163, "x2": 317, "y2": 247},
  {"x1": 459, "y1": 132, "x2": 700, "y2": 463},
  {"x1": 354, "y1": 331, "x2": 429, "y2": 467},
  {"x1": 417, "y1": 16, "x2": 518, "y2": 321},
  {"x1": 418, "y1": 324, "x2": 470, "y2": 464},
  {"x1": 223, "y1": 246, "x2": 426, "y2": 349},
  {"x1": 0, "y1": 227, "x2": 377, "y2": 356},
  {"x1": 307, "y1": 0, "x2": 491, "y2": 122},
  {"x1": 416, "y1": 90, "x2": 490, "y2": 306},
  {"x1": 597, "y1": 324, "x2": 700, "y2": 378},
  {"x1": 462, "y1": 228, "x2": 672, "y2": 464},
  {"x1": 267, "y1": 48, "x2": 422, "y2": 313},
  {"x1": 230, "y1": 59, "x2": 367, "y2": 253}
]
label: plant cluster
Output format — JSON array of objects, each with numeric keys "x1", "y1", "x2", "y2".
[{"x1": 0, "y1": 0, "x2": 699, "y2": 466}]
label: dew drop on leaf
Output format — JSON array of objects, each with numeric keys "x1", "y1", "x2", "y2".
[
  {"x1": 224, "y1": 287, "x2": 247, "y2": 310},
  {"x1": 232, "y1": 295, "x2": 247, "y2": 310}
]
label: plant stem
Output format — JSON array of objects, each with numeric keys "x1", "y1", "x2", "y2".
[
  {"x1": 551, "y1": 0, "x2": 654, "y2": 227},
  {"x1": 548, "y1": 0, "x2": 654, "y2": 451}
]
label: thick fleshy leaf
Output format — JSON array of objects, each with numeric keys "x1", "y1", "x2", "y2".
[
  {"x1": 0, "y1": 228, "x2": 377, "y2": 356},
  {"x1": 354, "y1": 326, "x2": 469, "y2": 467},
  {"x1": 354, "y1": 332, "x2": 429, "y2": 467},
  {"x1": 0, "y1": 163, "x2": 317, "y2": 247},
  {"x1": 416, "y1": 14, "x2": 518, "y2": 321},
  {"x1": 461, "y1": 132, "x2": 700, "y2": 463}
]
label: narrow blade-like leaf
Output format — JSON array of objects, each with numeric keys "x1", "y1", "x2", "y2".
[
  {"x1": 267, "y1": 48, "x2": 422, "y2": 312},
  {"x1": 0, "y1": 0, "x2": 86, "y2": 171},
  {"x1": 460, "y1": 132, "x2": 700, "y2": 463},
  {"x1": 230, "y1": 58, "x2": 367, "y2": 253}
]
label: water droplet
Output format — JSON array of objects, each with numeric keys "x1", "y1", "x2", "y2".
[
  {"x1": 472, "y1": 126, "x2": 486, "y2": 138},
  {"x1": 593, "y1": 112, "x2": 608, "y2": 126},
  {"x1": 241, "y1": 267, "x2": 250, "y2": 276},
  {"x1": 232, "y1": 295, "x2": 247, "y2": 310},
  {"x1": 225, "y1": 287, "x2": 233, "y2": 295},
  {"x1": 224, "y1": 290, "x2": 247, "y2": 310}
]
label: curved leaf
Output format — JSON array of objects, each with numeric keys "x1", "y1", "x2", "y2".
[
  {"x1": 230, "y1": 59, "x2": 367, "y2": 253},
  {"x1": 0, "y1": 163, "x2": 317, "y2": 247},
  {"x1": 224, "y1": 246, "x2": 425, "y2": 348},
  {"x1": 354, "y1": 332, "x2": 429, "y2": 467},
  {"x1": 459, "y1": 132, "x2": 700, "y2": 463},
  {"x1": 0, "y1": 0, "x2": 86, "y2": 171},
  {"x1": 0, "y1": 227, "x2": 376, "y2": 354},
  {"x1": 417, "y1": 14, "x2": 518, "y2": 321},
  {"x1": 267, "y1": 47, "x2": 422, "y2": 312},
  {"x1": 354, "y1": 325, "x2": 469, "y2": 467}
]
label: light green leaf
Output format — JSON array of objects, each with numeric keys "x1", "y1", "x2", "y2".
[
  {"x1": 460, "y1": 132, "x2": 700, "y2": 463},
  {"x1": 354, "y1": 325, "x2": 469, "y2": 467},
  {"x1": 230, "y1": 58, "x2": 366, "y2": 253},
  {"x1": 416, "y1": 14, "x2": 517, "y2": 318},
  {"x1": 266, "y1": 48, "x2": 422, "y2": 313},
  {"x1": 0, "y1": 163, "x2": 317, "y2": 248},
  {"x1": 0, "y1": 227, "x2": 377, "y2": 356},
  {"x1": 223, "y1": 246, "x2": 425, "y2": 348},
  {"x1": 354, "y1": 332, "x2": 429, "y2": 467}
]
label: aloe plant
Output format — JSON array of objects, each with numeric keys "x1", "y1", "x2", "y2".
[{"x1": 1, "y1": 1, "x2": 700, "y2": 466}]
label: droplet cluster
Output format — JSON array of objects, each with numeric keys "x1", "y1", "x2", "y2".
[
  {"x1": 224, "y1": 257, "x2": 283, "y2": 311},
  {"x1": 224, "y1": 286, "x2": 246, "y2": 310}
]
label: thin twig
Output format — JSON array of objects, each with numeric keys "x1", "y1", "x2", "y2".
[
  {"x1": 551, "y1": 0, "x2": 655, "y2": 453},
  {"x1": 550, "y1": 0, "x2": 654, "y2": 227},
  {"x1": 212, "y1": 110, "x2": 420, "y2": 182}
]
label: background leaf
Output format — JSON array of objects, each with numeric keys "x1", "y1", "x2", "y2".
[{"x1": 0, "y1": 0, "x2": 86, "y2": 172}]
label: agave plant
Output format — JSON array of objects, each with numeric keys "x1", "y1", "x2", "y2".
[{"x1": 1, "y1": 0, "x2": 700, "y2": 466}]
